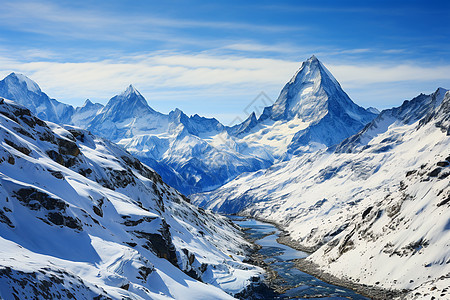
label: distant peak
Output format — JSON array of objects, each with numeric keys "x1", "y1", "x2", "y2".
[
  {"x1": 366, "y1": 107, "x2": 380, "y2": 115},
  {"x1": 106, "y1": 84, "x2": 155, "y2": 115},
  {"x1": 435, "y1": 87, "x2": 447, "y2": 95},
  {"x1": 7, "y1": 72, "x2": 22, "y2": 79},
  {"x1": 4, "y1": 72, "x2": 41, "y2": 93},
  {"x1": 169, "y1": 108, "x2": 184, "y2": 117},
  {"x1": 121, "y1": 84, "x2": 142, "y2": 97},
  {"x1": 432, "y1": 87, "x2": 448, "y2": 107},
  {"x1": 83, "y1": 99, "x2": 93, "y2": 106},
  {"x1": 244, "y1": 112, "x2": 257, "y2": 124},
  {"x1": 308, "y1": 55, "x2": 319, "y2": 62}
]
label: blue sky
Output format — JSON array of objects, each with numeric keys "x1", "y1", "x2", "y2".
[{"x1": 0, "y1": 0, "x2": 449, "y2": 124}]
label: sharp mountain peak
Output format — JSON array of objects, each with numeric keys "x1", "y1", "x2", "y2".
[{"x1": 122, "y1": 84, "x2": 141, "y2": 97}]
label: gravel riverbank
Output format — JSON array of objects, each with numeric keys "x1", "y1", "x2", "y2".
[{"x1": 237, "y1": 215, "x2": 408, "y2": 300}]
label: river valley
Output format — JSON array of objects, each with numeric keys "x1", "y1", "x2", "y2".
[{"x1": 230, "y1": 216, "x2": 370, "y2": 300}]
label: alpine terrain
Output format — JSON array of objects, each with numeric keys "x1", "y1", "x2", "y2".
[
  {"x1": 0, "y1": 98, "x2": 262, "y2": 299},
  {"x1": 0, "y1": 55, "x2": 448, "y2": 299},
  {"x1": 194, "y1": 88, "x2": 450, "y2": 299}
]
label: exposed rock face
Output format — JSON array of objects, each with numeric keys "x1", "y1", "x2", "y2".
[
  {"x1": 0, "y1": 266, "x2": 111, "y2": 300},
  {"x1": 12, "y1": 188, "x2": 82, "y2": 230},
  {"x1": 134, "y1": 221, "x2": 178, "y2": 266}
]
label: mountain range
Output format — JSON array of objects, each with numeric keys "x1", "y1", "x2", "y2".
[
  {"x1": 1, "y1": 55, "x2": 448, "y2": 298},
  {"x1": 0, "y1": 56, "x2": 377, "y2": 195}
]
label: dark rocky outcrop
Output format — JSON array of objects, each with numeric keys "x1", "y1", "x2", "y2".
[
  {"x1": 57, "y1": 138, "x2": 80, "y2": 157},
  {"x1": 0, "y1": 209, "x2": 14, "y2": 228},
  {"x1": 13, "y1": 188, "x2": 82, "y2": 230},
  {"x1": 0, "y1": 267, "x2": 111, "y2": 300},
  {"x1": 4, "y1": 139, "x2": 31, "y2": 156},
  {"x1": 133, "y1": 219, "x2": 177, "y2": 266}
]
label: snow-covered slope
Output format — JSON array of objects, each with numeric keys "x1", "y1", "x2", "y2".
[
  {"x1": 194, "y1": 91, "x2": 450, "y2": 298},
  {"x1": 0, "y1": 99, "x2": 262, "y2": 299},
  {"x1": 0, "y1": 56, "x2": 376, "y2": 195},
  {"x1": 336, "y1": 87, "x2": 447, "y2": 153}
]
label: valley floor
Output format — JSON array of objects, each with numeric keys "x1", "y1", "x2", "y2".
[
  {"x1": 238, "y1": 214, "x2": 448, "y2": 300},
  {"x1": 231, "y1": 216, "x2": 375, "y2": 299}
]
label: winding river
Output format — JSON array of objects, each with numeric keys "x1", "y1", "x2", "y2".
[{"x1": 230, "y1": 216, "x2": 369, "y2": 300}]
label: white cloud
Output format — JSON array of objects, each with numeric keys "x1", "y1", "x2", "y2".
[
  {"x1": 0, "y1": 51, "x2": 449, "y2": 121},
  {"x1": 0, "y1": 52, "x2": 300, "y2": 102}
]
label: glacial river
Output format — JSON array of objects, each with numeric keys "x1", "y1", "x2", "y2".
[{"x1": 230, "y1": 216, "x2": 369, "y2": 299}]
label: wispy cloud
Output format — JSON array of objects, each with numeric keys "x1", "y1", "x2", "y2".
[
  {"x1": 220, "y1": 42, "x2": 311, "y2": 56},
  {"x1": 1, "y1": 50, "x2": 449, "y2": 113},
  {"x1": 259, "y1": 3, "x2": 447, "y2": 16},
  {"x1": 328, "y1": 64, "x2": 450, "y2": 86},
  {"x1": 0, "y1": 1, "x2": 298, "y2": 44},
  {"x1": 0, "y1": 52, "x2": 300, "y2": 103},
  {"x1": 0, "y1": 1, "x2": 447, "y2": 122},
  {"x1": 326, "y1": 63, "x2": 450, "y2": 108}
]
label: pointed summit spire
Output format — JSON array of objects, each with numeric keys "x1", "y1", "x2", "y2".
[
  {"x1": 122, "y1": 84, "x2": 142, "y2": 97},
  {"x1": 113, "y1": 84, "x2": 148, "y2": 107},
  {"x1": 228, "y1": 111, "x2": 258, "y2": 136},
  {"x1": 270, "y1": 55, "x2": 341, "y2": 121},
  {"x1": 83, "y1": 99, "x2": 94, "y2": 107},
  {"x1": 261, "y1": 55, "x2": 375, "y2": 130},
  {"x1": 93, "y1": 84, "x2": 158, "y2": 124},
  {"x1": 309, "y1": 55, "x2": 318, "y2": 61}
]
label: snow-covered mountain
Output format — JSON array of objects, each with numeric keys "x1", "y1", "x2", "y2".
[
  {"x1": 0, "y1": 56, "x2": 377, "y2": 195},
  {"x1": 256, "y1": 55, "x2": 376, "y2": 154},
  {"x1": 71, "y1": 99, "x2": 104, "y2": 127},
  {"x1": 1, "y1": 57, "x2": 448, "y2": 298},
  {"x1": 0, "y1": 98, "x2": 262, "y2": 299},
  {"x1": 85, "y1": 86, "x2": 271, "y2": 195},
  {"x1": 0, "y1": 73, "x2": 75, "y2": 124},
  {"x1": 193, "y1": 90, "x2": 450, "y2": 298},
  {"x1": 88, "y1": 84, "x2": 162, "y2": 141}
]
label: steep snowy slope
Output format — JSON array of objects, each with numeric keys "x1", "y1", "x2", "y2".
[
  {"x1": 0, "y1": 99, "x2": 262, "y2": 299},
  {"x1": 194, "y1": 91, "x2": 450, "y2": 298},
  {"x1": 0, "y1": 56, "x2": 376, "y2": 195},
  {"x1": 336, "y1": 87, "x2": 447, "y2": 153}
]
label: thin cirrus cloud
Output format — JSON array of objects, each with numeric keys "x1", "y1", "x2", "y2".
[{"x1": 0, "y1": 1, "x2": 298, "y2": 44}]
